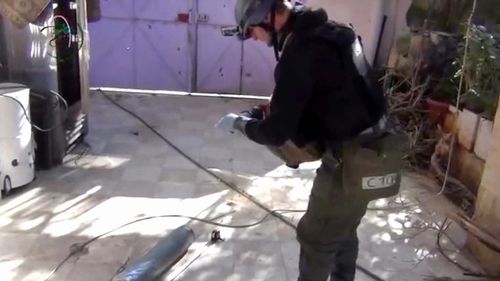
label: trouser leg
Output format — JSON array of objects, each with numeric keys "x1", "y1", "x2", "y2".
[
  {"x1": 329, "y1": 236, "x2": 359, "y2": 281},
  {"x1": 296, "y1": 151, "x2": 368, "y2": 281}
]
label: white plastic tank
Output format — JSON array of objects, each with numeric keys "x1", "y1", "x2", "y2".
[{"x1": 0, "y1": 83, "x2": 35, "y2": 192}]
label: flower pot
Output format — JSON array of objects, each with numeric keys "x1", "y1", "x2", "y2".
[
  {"x1": 474, "y1": 117, "x2": 493, "y2": 161},
  {"x1": 426, "y1": 97, "x2": 450, "y2": 125},
  {"x1": 458, "y1": 109, "x2": 480, "y2": 151},
  {"x1": 442, "y1": 105, "x2": 459, "y2": 133}
]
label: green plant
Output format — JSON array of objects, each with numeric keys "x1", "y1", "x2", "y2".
[
  {"x1": 455, "y1": 24, "x2": 500, "y2": 119},
  {"x1": 406, "y1": 0, "x2": 500, "y2": 33},
  {"x1": 406, "y1": 0, "x2": 472, "y2": 33},
  {"x1": 399, "y1": 0, "x2": 500, "y2": 120}
]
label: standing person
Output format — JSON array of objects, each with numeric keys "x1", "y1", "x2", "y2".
[{"x1": 216, "y1": 1, "x2": 405, "y2": 280}]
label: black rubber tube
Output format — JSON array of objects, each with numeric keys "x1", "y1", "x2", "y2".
[
  {"x1": 373, "y1": 15, "x2": 388, "y2": 66},
  {"x1": 113, "y1": 225, "x2": 195, "y2": 281},
  {"x1": 99, "y1": 90, "x2": 386, "y2": 281}
]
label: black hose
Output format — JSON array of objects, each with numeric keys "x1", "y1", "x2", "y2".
[
  {"x1": 97, "y1": 90, "x2": 386, "y2": 281},
  {"x1": 97, "y1": 89, "x2": 296, "y2": 229},
  {"x1": 373, "y1": 15, "x2": 388, "y2": 66}
]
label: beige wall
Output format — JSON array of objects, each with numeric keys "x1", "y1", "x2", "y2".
[
  {"x1": 474, "y1": 100, "x2": 500, "y2": 236},
  {"x1": 378, "y1": 0, "x2": 412, "y2": 65},
  {"x1": 469, "y1": 101, "x2": 500, "y2": 274},
  {"x1": 305, "y1": 0, "x2": 411, "y2": 66}
]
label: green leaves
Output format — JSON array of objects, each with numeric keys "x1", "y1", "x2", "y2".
[
  {"x1": 406, "y1": 0, "x2": 499, "y2": 33},
  {"x1": 406, "y1": 0, "x2": 472, "y2": 32},
  {"x1": 455, "y1": 24, "x2": 500, "y2": 118}
]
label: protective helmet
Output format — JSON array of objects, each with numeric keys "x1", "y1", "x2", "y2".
[{"x1": 235, "y1": 0, "x2": 279, "y2": 40}]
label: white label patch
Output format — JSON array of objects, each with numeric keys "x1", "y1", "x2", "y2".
[{"x1": 362, "y1": 173, "x2": 398, "y2": 190}]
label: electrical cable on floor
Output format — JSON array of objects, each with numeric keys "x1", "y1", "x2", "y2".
[
  {"x1": 366, "y1": 194, "x2": 417, "y2": 212},
  {"x1": 97, "y1": 89, "x2": 386, "y2": 281},
  {"x1": 44, "y1": 210, "x2": 305, "y2": 281},
  {"x1": 167, "y1": 240, "x2": 216, "y2": 281},
  {"x1": 169, "y1": 211, "x2": 299, "y2": 281},
  {"x1": 63, "y1": 141, "x2": 91, "y2": 166},
  {"x1": 97, "y1": 89, "x2": 297, "y2": 229},
  {"x1": 436, "y1": 218, "x2": 473, "y2": 273},
  {"x1": 436, "y1": 218, "x2": 499, "y2": 280},
  {"x1": 167, "y1": 230, "x2": 226, "y2": 281}
]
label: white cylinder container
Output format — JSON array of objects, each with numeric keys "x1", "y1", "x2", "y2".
[{"x1": 0, "y1": 83, "x2": 35, "y2": 189}]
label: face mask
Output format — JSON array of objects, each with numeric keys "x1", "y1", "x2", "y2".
[{"x1": 252, "y1": 22, "x2": 275, "y2": 46}]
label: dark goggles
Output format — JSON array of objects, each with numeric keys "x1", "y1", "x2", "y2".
[
  {"x1": 220, "y1": 26, "x2": 246, "y2": 38},
  {"x1": 220, "y1": 23, "x2": 272, "y2": 40}
]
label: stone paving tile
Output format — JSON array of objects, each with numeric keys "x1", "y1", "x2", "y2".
[
  {"x1": 0, "y1": 232, "x2": 39, "y2": 260},
  {"x1": 0, "y1": 258, "x2": 74, "y2": 281},
  {"x1": 65, "y1": 261, "x2": 123, "y2": 281},
  {"x1": 0, "y1": 93, "x2": 485, "y2": 281}
]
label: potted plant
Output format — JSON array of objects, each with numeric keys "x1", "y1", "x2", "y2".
[
  {"x1": 400, "y1": 0, "x2": 470, "y2": 125},
  {"x1": 406, "y1": 0, "x2": 472, "y2": 33},
  {"x1": 407, "y1": 0, "x2": 500, "y2": 103},
  {"x1": 456, "y1": 24, "x2": 500, "y2": 120}
]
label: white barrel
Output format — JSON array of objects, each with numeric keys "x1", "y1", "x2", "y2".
[
  {"x1": 0, "y1": 83, "x2": 31, "y2": 138},
  {"x1": 0, "y1": 83, "x2": 35, "y2": 188}
]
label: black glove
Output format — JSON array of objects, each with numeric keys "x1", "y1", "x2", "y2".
[{"x1": 240, "y1": 106, "x2": 265, "y2": 120}]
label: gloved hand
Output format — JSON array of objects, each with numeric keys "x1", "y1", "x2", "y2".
[
  {"x1": 240, "y1": 105, "x2": 268, "y2": 120},
  {"x1": 214, "y1": 113, "x2": 252, "y2": 135}
]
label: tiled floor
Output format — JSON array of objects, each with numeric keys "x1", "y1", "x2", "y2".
[{"x1": 0, "y1": 92, "x2": 484, "y2": 281}]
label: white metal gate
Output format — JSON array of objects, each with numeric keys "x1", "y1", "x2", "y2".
[
  {"x1": 89, "y1": 0, "x2": 191, "y2": 91},
  {"x1": 89, "y1": 0, "x2": 276, "y2": 95},
  {"x1": 241, "y1": 39, "x2": 276, "y2": 95},
  {"x1": 195, "y1": 0, "x2": 276, "y2": 95},
  {"x1": 195, "y1": 0, "x2": 241, "y2": 94}
]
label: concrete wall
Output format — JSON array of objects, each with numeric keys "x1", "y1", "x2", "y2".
[
  {"x1": 377, "y1": 0, "x2": 412, "y2": 65},
  {"x1": 306, "y1": 0, "x2": 411, "y2": 66},
  {"x1": 469, "y1": 101, "x2": 500, "y2": 275}
]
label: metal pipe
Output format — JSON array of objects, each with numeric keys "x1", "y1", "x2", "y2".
[
  {"x1": 92, "y1": 87, "x2": 270, "y2": 101},
  {"x1": 113, "y1": 225, "x2": 195, "y2": 281},
  {"x1": 373, "y1": 15, "x2": 388, "y2": 66}
]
